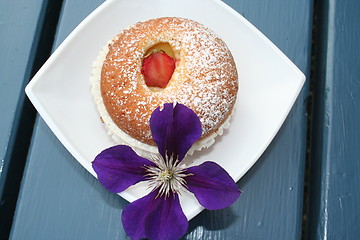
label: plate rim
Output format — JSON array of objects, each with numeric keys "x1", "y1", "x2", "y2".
[{"x1": 25, "y1": 0, "x2": 306, "y2": 221}]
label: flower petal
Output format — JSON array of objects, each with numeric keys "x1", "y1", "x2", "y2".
[
  {"x1": 121, "y1": 190, "x2": 158, "y2": 240},
  {"x1": 145, "y1": 194, "x2": 188, "y2": 240},
  {"x1": 150, "y1": 103, "x2": 201, "y2": 161},
  {"x1": 92, "y1": 145, "x2": 154, "y2": 193},
  {"x1": 122, "y1": 190, "x2": 188, "y2": 240},
  {"x1": 185, "y1": 161, "x2": 241, "y2": 210}
]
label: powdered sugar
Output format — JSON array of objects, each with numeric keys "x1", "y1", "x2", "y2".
[{"x1": 91, "y1": 17, "x2": 238, "y2": 156}]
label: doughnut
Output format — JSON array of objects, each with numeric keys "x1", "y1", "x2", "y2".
[{"x1": 91, "y1": 17, "x2": 238, "y2": 157}]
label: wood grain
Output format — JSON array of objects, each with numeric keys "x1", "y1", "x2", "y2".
[
  {"x1": 0, "y1": 0, "x2": 46, "y2": 199},
  {"x1": 307, "y1": 0, "x2": 360, "y2": 238},
  {"x1": 10, "y1": 0, "x2": 313, "y2": 239},
  {"x1": 0, "y1": 0, "x2": 50, "y2": 237}
]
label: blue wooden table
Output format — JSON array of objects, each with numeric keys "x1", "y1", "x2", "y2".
[{"x1": 0, "y1": 0, "x2": 359, "y2": 239}]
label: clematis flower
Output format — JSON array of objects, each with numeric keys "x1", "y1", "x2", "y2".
[{"x1": 92, "y1": 103, "x2": 241, "y2": 240}]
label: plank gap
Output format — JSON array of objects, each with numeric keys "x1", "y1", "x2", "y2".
[
  {"x1": 301, "y1": 0, "x2": 321, "y2": 238},
  {"x1": 0, "y1": 0, "x2": 64, "y2": 239}
]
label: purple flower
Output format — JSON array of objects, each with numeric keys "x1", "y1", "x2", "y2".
[{"x1": 92, "y1": 103, "x2": 241, "y2": 240}]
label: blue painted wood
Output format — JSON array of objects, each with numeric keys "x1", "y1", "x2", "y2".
[
  {"x1": 11, "y1": 117, "x2": 126, "y2": 239},
  {"x1": 0, "y1": 0, "x2": 47, "y2": 199},
  {"x1": 0, "y1": 0, "x2": 50, "y2": 235},
  {"x1": 307, "y1": 0, "x2": 360, "y2": 239},
  {"x1": 11, "y1": 0, "x2": 313, "y2": 239}
]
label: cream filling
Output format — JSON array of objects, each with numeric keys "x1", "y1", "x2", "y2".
[{"x1": 90, "y1": 44, "x2": 233, "y2": 159}]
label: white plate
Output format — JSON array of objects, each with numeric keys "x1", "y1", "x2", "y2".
[{"x1": 25, "y1": 0, "x2": 305, "y2": 221}]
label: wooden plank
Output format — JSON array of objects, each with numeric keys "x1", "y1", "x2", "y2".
[
  {"x1": 307, "y1": 0, "x2": 360, "y2": 239},
  {"x1": 0, "y1": 0, "x2": 50, "y2": 236},
  {"x1": 0, "y1": 0, "x2": 45, "y2": 198},
  {"x1": 11, "y1": 0, "x2": 313, "y2": 239}
]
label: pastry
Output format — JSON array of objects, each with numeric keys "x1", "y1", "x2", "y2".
[{"x1": 91, "y1": 17, "x2": 238, "y2": 157}]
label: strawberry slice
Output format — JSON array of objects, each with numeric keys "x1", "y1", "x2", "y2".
[{"x1": 141, "y1": 51, "x2": 175, "y2": 88}]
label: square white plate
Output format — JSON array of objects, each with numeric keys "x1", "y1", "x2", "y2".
[{"x1": 25, "y1": 0, "x2": 305, "y2": 221}]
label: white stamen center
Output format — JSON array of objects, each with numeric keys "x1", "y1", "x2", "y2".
[{"x1": 145, "y1": 154, "x2": 190, "y2": 198}]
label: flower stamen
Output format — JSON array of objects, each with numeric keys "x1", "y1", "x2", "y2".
[{"x1": 145, "y1": 154, "x2": 192, "y2": 198}]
